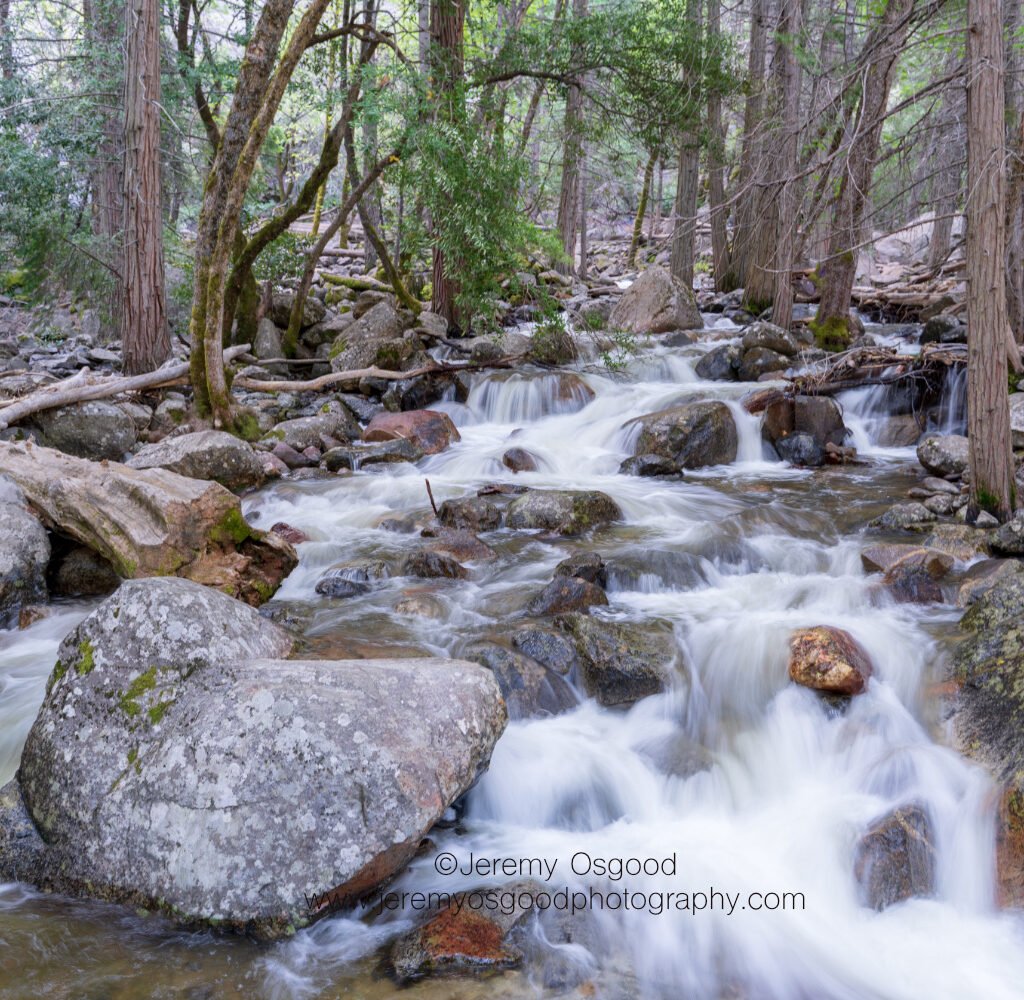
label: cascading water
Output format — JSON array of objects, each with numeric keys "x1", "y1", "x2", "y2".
[{"x1": 1, "y1": 329, "x2": 1022, "y2": 1000}]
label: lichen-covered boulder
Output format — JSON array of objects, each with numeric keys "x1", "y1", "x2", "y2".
[
  {"x1": 4, "y1": 578, "x2": 506, "y2": 937},
  {"x1": 916, "y1": 434, "x2": 969, "y2": 478},
  {"x1": 265, "y1": 404, "x2": 361, "y2": 452},
  {"x1": 505, "y1": 489, "x2": 622, "y2": 536},
  {"x1": 630, "y1": 401, "x2": 738, "y2": 471},
  {"x1": 128, "y1": 430, "x2": 265, "y2": 491},
  {"x1": 788, "y1": 626, "x2": 873, "y2": 695},
  {"x1": 609, "y1": 266, "x2": 701, "y2": 334},
  {"x1": 0, "y1": 475, "x2": 49, "y2": 627},
  {"x1": 33, "y1": 400, "x2": 137, "y2": 461}
]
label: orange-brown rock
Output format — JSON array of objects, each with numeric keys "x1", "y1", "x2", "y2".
[
  {"x1": 363, "y1": 409, "x2": 460, "y2": 454},
  {"x1": 788, "y1": 626, "x2": 873, "y2": 695}
]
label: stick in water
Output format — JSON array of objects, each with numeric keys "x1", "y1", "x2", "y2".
[{"x1": 425, "y1": 479, "x2": 439, "y2": 517}]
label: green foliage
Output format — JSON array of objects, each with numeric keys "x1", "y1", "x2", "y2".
[
  {"x1": 252, "y1": 231, "x2": 315, "y2": 284},
  {"x1": 600, "y1": 330, "x2": 639, "y2": 372}
]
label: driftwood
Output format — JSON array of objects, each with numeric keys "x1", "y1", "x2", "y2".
[
  {"x1": 0, "y1": 440, "x2": 296, "y2": 605},
  {"x1": 790, "y1": 343, "x2": 965, "y2": 397},
  {"x1": 232, "y1": 356, "x2": 522, "y2": 394},
  {"x1": 0, "y1": 344, "x2": 251, "y2": 431},
  {"x1": 319, "y1": 273, "x2": 395, "y2": 293}
]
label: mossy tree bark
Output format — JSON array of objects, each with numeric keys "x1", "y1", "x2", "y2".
[
  {"x1": 966, "y1": 0, "x2": 1015, "y2": 520},
  {"x1": 627, "y1": 152, "x2": 656, "y2": 269}
]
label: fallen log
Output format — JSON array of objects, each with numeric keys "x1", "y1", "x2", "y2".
[
  {"x1": 0, "y1": 344, "x2": 251, "y2": 431},
  {"x1": 0, "y1": 440, "x2": 295, "y2": 605},
  {"x1": 319, "y1": 273, "x2": 395, "y2": 293}
]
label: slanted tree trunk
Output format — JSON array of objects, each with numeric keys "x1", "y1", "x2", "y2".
[
  {"x1": 120, "y1": 0, "x2": 169, "y2": 374},
  {"x1": 770, "y1": 0, "x2": 803, "y2": 331},
  {"x1": 813, "y1": 0, "x2": 914, "y2": 347},
  {"x1": 555, "y1": 0, "x2": 587, "y2": 275},
  {"x1": 966, "y1": 0, "x2": 1015, "y2": 520},
  {"x1": 429, "y1": 0, "x2": 466, "y2": 328},
  {"x1": 628, "y1": 152, "x2": 656, "y2": 269}
]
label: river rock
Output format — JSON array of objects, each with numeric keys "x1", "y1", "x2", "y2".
[
  {"x1": 266, "y1": 406, "x2": 362, "y2": 452},
  {"x1": 775, "y1": 432, "x2": 823, "y2": 467},
  {"x1": 736, "y1": 347, "x2": 790, "y2": 382},
  {"x1": 526, "y1": 576, "x2": 609, "y2": 616},
  {"x1": 510, "y1": 627, "x2": 580, "y2": 675},
  {"x1": 988, "y1": 512, "x2": 1024, "y2": 555},
  {"x1": 618, "y1": 453, "x2": 681, "y2": 477},
  {"x1": 49, "y1": 545, "x2": 120, "y2": 597},
  {"x1": 400, "y1": 549, "x2": 469, "y2": 579},
  {"x1": 788, "y1": 626, "x2": 873, "y2": 695},
  {"x1": 322, "y1": 439, "x2": 424, "y2": 470},
  {"x1": 861, "y1": 543, "x2": 944, "y2": 574},
  {"x1": 957, "y1": 558, "x2": 1024, "y2": 606},
  {"x1": 502, "y1": 447, "x2": 538, "y2": 473},
  {"x1": 465, "y1": 643, "x2": 577, "y2": 719},
  {"x1": 555, "y1": 612, "x2": 678, "y2": 706},
  {"x1": 5, "y1": 579, "x2": 506, "y2": 936},
  {"x1": 315, "y1": 560, "x2": 390, "y2": 599},
  {"x1": 741, "y1": 321, "x2": 800, "y2": 357},
  {"x1": 422, "y1": 527, "x2": 498, "y2": 562},
  {"x1": 505, "y1": 489, "x2": 622, "y2": 536},
  {"x1": 554, "y1": 551, "x2": 607, "y2": 587},
  {"x1": 0, "y1": 441, "x2": 295, "y2": 606},
  {"x1": 438, "y1": 497, "x2": 502, "y2": 532},
  {"x1": 882, "y1": 549, "x2": 953, "y2": 603},
  {"x1": 128, "y1": 430, "x2": 265, "y2": 491},
  {"x1": 869, "y1": 502, "x2": 936, "y2": 532},
  {"x1": 920, "y1": 314, "x2": 962, "y2": 344},
  {"x1": 854, "y1": 806, "x2": 936, "y2": 910},
  {"x1": 32, "y1": 401, "x2": 137, "y2": 461},
  {"x1": 694, "y1": 344, "x2": 740, "y2": 381},
  {"x1": 631, "y1": 401, "x2": 738, "y2": 470},
  {"x1": 363, "y1": 409, "x2": 460, "y2": 455},
  {"x1": 762, "y1": 396, "x2": 847, "y2": 465},
  {"x1": 608, "y1": 266, "x2": 702, "y2": 334},
  {"x1": 0, "y1": 475, "x2": 49, "y2": 628},
  {"x1": 391, "y1": 880, "x2": 538, "y2": 980},
  {"x1": 916, "y1": 434, "x2": 969, "y2": 478}
]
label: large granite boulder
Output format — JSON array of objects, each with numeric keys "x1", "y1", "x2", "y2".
[
  {"x1": 2, "y1": 578, "x2": 506, "y2": 937},
  {"x1": 0, "y1": 475, "x2": 49, "y2": 627},
  {"x1": 629, "y1": 401, "x2": 738, "y2": 471},
  {"x1": 917, "y1": 434, "x2": 969, "y2": 478},
  {"x1": 761, "y1": 395, "x2": 848, "y2": 467},
  {"x1": 609, "y1": 266, "x2": 702, "y2": 334},
  {"x1": 505, "y1": 490, "x2": 622, "y2": 536},
  {"x1": 128, "y1": 430, "x2": 265, "y2": 491},
  {"x1": 32, "y1": 400, "x2": 137, "y2": 461}
]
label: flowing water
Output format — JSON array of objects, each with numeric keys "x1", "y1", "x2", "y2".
[{"x1": 1, "y1": 322, "x2": 1023, "y2": 1000}]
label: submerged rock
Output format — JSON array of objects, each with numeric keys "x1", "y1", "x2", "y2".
[
  {"x1": 322, "y1": 438, "x2": 424, "y2": 470},
  {"x1": 363, "y1": 409, "x2": 460, "y2": 455},
  {"x1": 630, "y1": 401, "x2": 738, "y2": 471},
  {"x1": 882, "y1": 549, "x2": 953, "y2": 604},
  {"x1": 854, "y1": 806, "x2": 936, "y2": 910},
  {"x1": 788, "y1": 626, "x2": 873, "y2": 695},
  {"x1": 505, "y1": 489, "x2": 622, "y2": 536},
  {"x1": 608, "y1": 265, "x2": 702, "y2": 334},
  {"x1": 916, "y1": 434, "x2": 969, "y2": 478},
  {"x1": 502, "y1": 447, "x2": 538, "y2": 473},
  {"x1": 556, "y1": 612, "x2": 679, "y2": 706},
  {"x1": 128, "y1": 430, "x2": 265, "y2": 491},
  {"x1": 3, "y1": 579, "x2": 506, "y2": 937},
  {"x1": 0, "y1": 475, "x2": 49, "y2": 628}
]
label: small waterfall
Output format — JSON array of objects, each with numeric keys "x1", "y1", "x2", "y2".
[
  {"x1": 465, "y1": 370, "x2": 596, "y2": 424},
  {"x1": 930, "y1": 365, "x2": 968, "y2": 436}
]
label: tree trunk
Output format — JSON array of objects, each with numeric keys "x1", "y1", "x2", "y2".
[
  {"x1": 770, "y1": 0, "x2": 803, "y2": 331},
  {"x1": 670, "y1": 0, "x2": 702, "y2": 289},
  {"x1": 0, "y1": 0, "x2": 14, "y2": 79},
  {"x1": 429, "y1": 0, "x2": 466, "y2": 328},
  {"x1": 555, "y1": 0, "x2": 587, "y2": 276},
  {"x1": 1006, "y1": 113, "x2": 1024, "y2": 338},
  {"x1": 706, "y1": 0, "x2": 730, "y2": 290},
  {"x1": 627, "y1": 152, "x2": 656, "y2": 269},
  {"x1": 967, "y1": 0, "x2": 1015, "y2": 519},
  {"x1": 120, "y1": 0, "x2": 169, "y2": 375},
  {"x1": 813, "y1": 0, "x2": 914, "y2": 347},
  {"x1": 578, "y1": 141, "x2": 589, "y2": 279}
]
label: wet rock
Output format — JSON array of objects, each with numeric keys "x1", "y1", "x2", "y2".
[
  {"x1": 922, "y1": 523, "x2": 991, "y2": 561},
  {"x1": 989, "y1": 511, "x2": 1024, "y2": 555},
  {"x1": 526, "y1": 576, "x2": 609, "y2": 616},
  {"x1": 271, "y1": 441, "x2": 314, "y2": 469},
  {"x1": 788, "y1": 626, "x2": 873, "y2": 695},
  {"x1": 694, "y1": 344, "x2": 740, "y2": 381},
  {"x1": 882, "y1": 549, "x2": 953, "y2": 604},
  {"x1": 382, "y1": 372, "x2": 468, "y2": 412},
  {"x1": 400, "y1": 549, "x2": 469, "y2": 579},
  {"x1": 32, "y1": 401, "x2": 137, "y2": 461},
  {"x1": 0, "y1": 476, "x2": 49, "y2": 628},
  {"x1": 315, "y1": 560, "x2": 390, "y2": 598},
  {"x1": 5, "y1": 579, "x2": 505, "y2": 937},
  {"x1": 422, "y1": 527, "x2": 497, "y2": 562},
  {"x1": 265, "y1": 406, "x2": 361, "y2": 453},
  {"x1": 465, "y1": 643, "x2": 578, "y2": 719},
  {"x1": 322, "y1": 439, "x2": 425, "y2": 470},
  {"x1": 920, "y1": 314, "x2": 963, "y2": 344},
  {"x1": 869, "y1": 502, "x2": 936, "y2": 532},
  {"x1": 510, "y1": 627, "x2": 580, "y2": 675},
  {"x1": 854, "y1": 806, "x2": 936, "y2": 910},
  {"x1": 916, "y1": 434, "x2": 969, "y2": 478},
  {"x1": 923, "y1": 493, "x2": 955, "y2": 516},
  {"x1": 556, "y1": 612, "x2": 679, "y2": 707},
  {"x1": 505, "y1": 489, "x2": 622, "y2": 536},
  {"x1": 776, "y1": 432, "x2": 823, "y2": 467},
  {"x1": 737, "y1": 347, "x2": 790, "y2": 382},
  {"x1": 394, "y1": 593, "x2": 446, "y2": 618},
  {"x1": 49, "y1": 545, "x2": 120, "y2": 597},
  {"x1": 391, "y1": 880, "x2": 538, "y2": 980},
  {"x1": 876, "y1": 414, "x2": 922, "y2": 447},
  {"x1": 618, "y1": 453, "x2": 680, "y2": 477},
  {"x1": 608, "y1": 266, "x2": 702, "y2": 334},
  {"x1": 741, "y1": 321, "x2": 800, "y2": 357},
  {"x1": 554, "y1": 551, "x2": 607, "y2": 587},
  {"x1": 438, "y1": 497, "x2": 502, "y2": 532},
  {"x1": 128, "y1": 430, "x2": 265, "y2": 491},
  {"x1": 363, "y1": 409, "x2": 460, "y2": 455},
  {"x1": 270, "y1": 290, "x2": 326, "y2": 329},
  {"x1": 861, "y1": 543, "x2": 946, "y2": 574},
  {"x1": 502, "y1": 447, "x2": 538, "y2": 473},
  {"x1": 631, "y1": 401, "x2": 738, "y2": 470},
  {"x1": 956, "y1": 558, "x2": 1024, "y2": 606}
]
